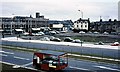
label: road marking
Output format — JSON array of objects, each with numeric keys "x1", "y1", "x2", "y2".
[
  {"x1": 13, "y1": 65, "x2": 21, "y2": 68},
  {"x1": 13, "y1": 56, "x2": 30, "y2": 60},
  {"x1": 0, "y1": 53, "x2": 8, "y2": 57},
  {"x1": 0, "y1": 60, "x2": 15, "y2": 66},
  {"x1": 94, "y1": 65, "x2": 120, "y2": 72},
  {"x1": 21, "y1": 62, "x2": 33, "y2": 67},
  {"x1": 0, "y1": 50, "x2": 14, "y2": 54},
  {"x1": 69, "y1": 66, "x2": 90, "y2": 71}
]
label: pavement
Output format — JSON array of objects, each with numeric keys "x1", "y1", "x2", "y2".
[{"x1": 0, "y1": 48, "x2": 120, "y2": 72}]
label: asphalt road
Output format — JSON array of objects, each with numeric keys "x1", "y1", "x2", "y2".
[{"x1": 0, "y1": 48, "x2": 120, "y2": 72}]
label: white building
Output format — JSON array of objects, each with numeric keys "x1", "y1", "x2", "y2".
[{"x1": 73, "y1": 18, "x2": 90, "y2": 32}]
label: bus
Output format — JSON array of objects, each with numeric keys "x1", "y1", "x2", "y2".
[{"x1": 33, "y1": 50, "x2": 68, "y2": 71}]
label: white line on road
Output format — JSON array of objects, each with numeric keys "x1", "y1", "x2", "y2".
[
  {"x1": 69, "y1": 66, "x2": 90, "y2": 71},
  {"x1": 0, "y1": 60, "x2": 15, "y2": 66},
  {"x1": 13, "y1": 56, "x2": 30, "y2": 60},
  {"x1": 0, "y1": 53, "x2": 8, "y2": 57},
  {"x1": 94, "y1": 65, "x2": 120, "y2": 72},
  {"x1": 21, "y1": 62, "x2": 33, "y2": 67},
  {"x1": 0, "y1": 50, "x2": 14, "y2": 54}
]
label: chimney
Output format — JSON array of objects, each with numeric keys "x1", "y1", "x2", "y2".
[{"x1": 36, "y1": 12, "x2": 40, "y2": 18}]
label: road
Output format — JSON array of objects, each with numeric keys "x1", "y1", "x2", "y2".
[{"x1": 0, "y1": 48, "x2": 120, "y2": 72}]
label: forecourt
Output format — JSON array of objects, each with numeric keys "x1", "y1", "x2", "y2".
[{"x1": 1, "y1": 37, "x2": 120, "y2": 59}]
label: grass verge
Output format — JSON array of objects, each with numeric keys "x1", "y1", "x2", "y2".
[{"x1": 0, "y1": 63, "x2": 39, "y2": 72}]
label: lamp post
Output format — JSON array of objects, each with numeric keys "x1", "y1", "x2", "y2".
[{"x1": 78, "y1": 10, "x2": 83, "y2": 19}]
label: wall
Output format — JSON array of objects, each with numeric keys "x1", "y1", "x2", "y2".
[{"x1": 1, "y1": 40, "x2": 119, "y2": 59}]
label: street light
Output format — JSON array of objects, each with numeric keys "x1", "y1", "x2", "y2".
[{"x1": 78, "y1": 10, "x2": 83, "y2": 19}]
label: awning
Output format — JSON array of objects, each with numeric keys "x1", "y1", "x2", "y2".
[
  {"x1": 15, "y1": 29, "x2": 23, "y2": 32},
  {"x1": 32, "y1": 28, "x2": 40, "y2": 31}
]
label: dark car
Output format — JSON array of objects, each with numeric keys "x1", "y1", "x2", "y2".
[{"x1": 64, "y1": 37, "x2": 73, "y2": 42}]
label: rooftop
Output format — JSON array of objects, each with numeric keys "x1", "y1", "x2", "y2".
[{"x1": 37, "y1": 50, "x2": 66, "y2": 56}]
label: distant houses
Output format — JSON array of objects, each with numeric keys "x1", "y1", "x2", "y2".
[
  {"x1": 90, "y1": 19, "x2": 120, "y2": 34},
  {"x1": 0, "y1": 12, "x2": 120, "y2": 35}
]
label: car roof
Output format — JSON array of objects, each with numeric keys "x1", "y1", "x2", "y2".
[{"x1": 37, "y1": 50, "x2": 66, "y2": 56}]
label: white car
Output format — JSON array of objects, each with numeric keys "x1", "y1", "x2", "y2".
[
  {"x1": 37, "y1": 32, "x2": 44, "y2": 35},
  {"x1": 79, "y1": 31, "x2": 85, "y2": 34},
  {"x1": 73, "y1": 39, "x2": 83, "y2": 43},
  {"x1": 23, "y1": 32, "x2": 29, "y2": 35}
]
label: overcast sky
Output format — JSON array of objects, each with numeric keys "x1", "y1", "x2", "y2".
[{"x1": 0, "y1": 0, "x2": 119, "y2": 21}]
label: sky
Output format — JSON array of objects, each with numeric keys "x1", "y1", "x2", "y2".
[{"x1": 0, "y1": 0, "x2": 119, "y2": 22}]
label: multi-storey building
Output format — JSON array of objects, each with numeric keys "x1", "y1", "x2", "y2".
[
  {"x1": 73, "y1": 18, "x2": 90, "y2": 32},
  {"x1": 0, "y1": 12, "x2": 49, "y2": 34}
]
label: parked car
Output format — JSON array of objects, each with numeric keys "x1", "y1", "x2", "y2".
[
  {"x1": 111, "y1": 42, "x2": 120, "y2": 46},
  {"x1": 73, "y1": 39, "x2": 83, "y2": 43},
  {"x1": 23, "y1": 32, "x2": 29, "y2": 36},
  {"x1": 103, "y1": 32, "x2": 109, "y2": 35},
  {"x1": 51, "y1": 38, "x2": 61, "y2": 42},
  {"x1": 64, "y1": 37, "x2": 73, "y2": 42},
  {"x1": 49, "y1": 36, "x2": 55, "y2": 41},
  {"x1": 94, "y1": 41, "x2": 104, "y2": 45},
  {"x1": 93, "y1": 31, "x2": 99, "y2": 34},
  {"x1": 41, "y1": 37, "x2": 50, "y2": 41},
  {"x1": 79, "y1": 31, "x2": 85, "y2": 34},
  {"x1": 49, "y1": 31, "x2": 56, "y2": 35},
  {"x1": 37, "y1": 32, "x2": 44, "y2": 35}
]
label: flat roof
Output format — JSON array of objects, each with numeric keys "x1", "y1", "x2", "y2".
[{"x1": 37, "y1": 50, "x2": 66, "y2": 56}]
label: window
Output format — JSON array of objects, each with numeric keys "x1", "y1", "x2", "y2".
[
  {"x1": 85, "y1": 25, "x2": 87, "y2": 27},
  {"x1": 81, "y1": 25, "x2": 83, "y2": 27},
  {"x1": 77, "y1": 25, "x2": 79, "y2": 28}
]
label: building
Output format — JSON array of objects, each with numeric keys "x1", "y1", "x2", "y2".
[
  {"x1": 48, "y1": 20, "x2": 73, "y2": 31},
  {"x1": 73, "y1": 18, "x2": 90, "y2": 32},
  {"x1": 0, "y1": 12, "x2": 49, "y2": 34},
  {"x1": 90, "y1": 19, "x2": 120, "y2": 33}
]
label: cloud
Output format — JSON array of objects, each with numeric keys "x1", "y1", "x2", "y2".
[{"x1": 0, "y1": 1, "x2": 118, "y2": 21}]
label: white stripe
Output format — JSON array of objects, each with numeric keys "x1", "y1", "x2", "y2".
[
  {"x1": 69, "y1": 66, "x2": 90, "y2": 71},
  {"x1": 21, "y1": 62, "x2": 33, "y2": 67},
  {"x1": 94, "y1": 66, "x2": 120, "y2": 71},
  {"x1": 14, "y1": 56, "x2": 30, "y2": 60},
  {"x1": 0, "y1": 60, "x2": 15, "y2": 66},
  {"x1": 0, "y1": 51, "x2": 14, "y2": 54},
  {"x1": 0, "y1": 53, "x2": 8, "y2": 56}
]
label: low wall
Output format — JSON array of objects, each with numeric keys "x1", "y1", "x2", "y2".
[{"x1": 1, "y1": 40, "x2": 120, "y2": 59}]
